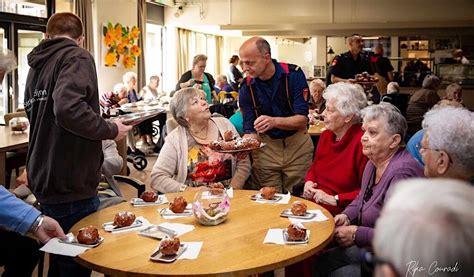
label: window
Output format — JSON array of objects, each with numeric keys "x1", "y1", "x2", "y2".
[
  {"x1": 0, "y1": 0, "x2": 47, "y2": 18},
  {"x1": 146, "y1": 23, "x2": 163, "y2": 91}
]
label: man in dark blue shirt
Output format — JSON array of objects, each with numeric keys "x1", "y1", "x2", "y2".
[
  {"x1": 331, "y1": 34, "x2": 372, "y2": 84},
  {"x1": 239, "y1": 37, "x2": 313, "y2": 193}
]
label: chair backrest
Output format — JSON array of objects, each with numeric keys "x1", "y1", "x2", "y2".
[{"x1": 4, "y1": 111, "x2": 27, "y2": 126}]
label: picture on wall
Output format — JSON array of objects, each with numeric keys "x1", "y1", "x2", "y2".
[{"x1": 103, "y1": 22, "x2": 141, "y2": 68}]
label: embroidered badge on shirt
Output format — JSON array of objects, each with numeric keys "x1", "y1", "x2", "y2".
[{"x1": 303, "y1": 88, "x2": 309, "y2": 101}]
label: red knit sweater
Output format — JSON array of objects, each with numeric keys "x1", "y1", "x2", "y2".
[{"x1": 305, "y1": 124, "x2": 368, "y2": 215}]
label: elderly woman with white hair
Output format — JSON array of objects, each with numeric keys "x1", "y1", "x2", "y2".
[
  {"x1": 381, "y1": 81, "x2": 409, "y2": 116},
  {"x1": 303, "y1": 83, "x2": 369, "y2": 215},
  {"x1": 406, "y1": 75, "x2": 441, "y2": 137},
  {"x1": 123, "y1": 71, "x2": 140, "y2": 103},
  {"x1": 444, "y1": 82, "x2": 463, "y2": 104},
  {"x1": 420, "y1": 106, "x2": 474, "y2": 183},
  {"x1": 313, "y1": 103, "x2": 424, "y2": 277},
  {"x1": 151, "y1": 87, "x2": 251, "y2": 193},
  {"x1": 308, "y1": 78, "x2": 326, "y2": 116},
  {"x1": 373, "y1": 178, "x2": 474, "y2": 277}
]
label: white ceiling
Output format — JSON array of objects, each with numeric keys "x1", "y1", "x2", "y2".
[{"x1": 162, "y1": 0, "x2": 474, "y2": 37}]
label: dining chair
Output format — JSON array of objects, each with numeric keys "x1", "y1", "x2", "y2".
[{"x1": 3, "y1": 111, "x2": 28, "y2": 188}]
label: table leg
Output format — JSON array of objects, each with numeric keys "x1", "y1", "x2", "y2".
[{"x1": 0, "y1": 152, "x2": 6, "y2": 187}]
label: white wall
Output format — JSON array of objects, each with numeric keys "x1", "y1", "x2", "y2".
[{"x1": 93, "y1": 0, "x2": 137, "y2": 95}]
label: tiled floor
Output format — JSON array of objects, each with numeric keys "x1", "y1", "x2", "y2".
[{"x1": 3, "y1": 146, "x2": 158, "y2": 277}]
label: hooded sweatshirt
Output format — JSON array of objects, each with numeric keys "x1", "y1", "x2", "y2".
[{"x1": 24, "y1": 37, "x2": 118, "y2": 204}]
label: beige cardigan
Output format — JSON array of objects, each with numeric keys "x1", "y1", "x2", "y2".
[{"x1": 151, "y1": 117, "x2": 251, "y2": 193}]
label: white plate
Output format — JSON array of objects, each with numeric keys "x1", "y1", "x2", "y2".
[
  {"x1": 102, "y1": 219, "x2": 143, "y2": 232},
  {"x1": 131, "y1": 197, "x2": 165, "y2": 207},
  {"x1": 59, "y1": 234, "x2": 104, "y2": 248},
  {"x1": 138, "y1": 225, "x2": 177, "y2": 239},
  {"x1": 282, "y1": 230, "x2": 309, "y2": 245},
  {"x1": 149, "y1": 244, "x2": 187, "y2": 263},
  {"x1": 159, "y1": 208, "x2": 193, "y2": 217},
  {"x1": 213, "y1": 142, "x2": 266, "y2": 153},
  {"x1": 280, "y1": 209, "x2": 317, "y2": 219},
  {"x1": 250, "y1": 194, "x2": 282, "y2": 203}
]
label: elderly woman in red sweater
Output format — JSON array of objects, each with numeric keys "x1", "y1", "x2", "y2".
[{"x1": 303, "y1": 83, "x2": 369, "y2": 215}]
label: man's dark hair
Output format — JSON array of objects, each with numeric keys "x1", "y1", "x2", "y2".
[{"x1": 46, "y1": 12, "x2": 83, "y2": 39}]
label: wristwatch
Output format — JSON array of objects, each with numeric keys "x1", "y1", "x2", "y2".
[
  {"x1": 178, "y1": 184, "x2": 187, "y2": 192},
  {"x1": 334, "y1": 195, "x2": 339, "y2": 206},
  {"x1": 29, "y1": 214, "x2": 44, "y2": 234}
]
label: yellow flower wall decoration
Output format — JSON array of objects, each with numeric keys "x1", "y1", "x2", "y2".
[{"x1": 103, "y1": 22, "x2": 141, "y2": 68}]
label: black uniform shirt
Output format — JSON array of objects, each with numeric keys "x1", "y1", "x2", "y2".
[{"x1": 331, "y1": 51, "x2": 372, "y2": 80}]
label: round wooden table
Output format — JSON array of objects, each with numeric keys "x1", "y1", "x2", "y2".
[
  {"x1": 308, "y1": 123, "x2": 326, "y2": 136},
  {"x1": 72, "y1": 190, "x2": 334, "y2": 276}
]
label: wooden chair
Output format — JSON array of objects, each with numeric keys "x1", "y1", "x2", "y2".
[{"x1": 3, "y1": 112, "x2": 28, "y2": 188}]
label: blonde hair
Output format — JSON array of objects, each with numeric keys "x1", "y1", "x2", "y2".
[{"x1": 192, "y1": 54, "x2": 208, "y2": 67}]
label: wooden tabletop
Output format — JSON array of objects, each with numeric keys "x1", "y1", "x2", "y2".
[
  {"x1": 0, "y1": 126, "x2": 29, "y2": 151},
  {"x1": 72, "y1": 190, "x2": 335, "y2": 276},
  {"x1": 308, "y1": 123, "x2": 326, "y2": 136}
]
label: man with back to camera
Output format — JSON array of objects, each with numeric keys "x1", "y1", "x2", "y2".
[
  {"x1": 238, "y1": 36, "x2": 313, "y2": 193},
  {"x1": 23, "y1": 12, "x2": 131, "y2": 276}
]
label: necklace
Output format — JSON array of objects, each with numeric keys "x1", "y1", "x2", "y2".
[{"x1": 190, "y1": 123, "x2": 209, "y2": 140}]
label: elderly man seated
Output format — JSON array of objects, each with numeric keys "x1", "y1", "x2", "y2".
[
  {"x1": 420, "y1": 106, "x2": 474, "y2": 183},
  {"x1": 373, "y1": 178, "x2": 474, "y2": 277}
]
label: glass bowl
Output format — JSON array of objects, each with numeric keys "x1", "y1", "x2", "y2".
[
  {"x1": 192, "y1": 188, "x2": 230, "y2": 226},
  {"x1": 10, "y1": 117, "x2": 29, "y2": 132}
]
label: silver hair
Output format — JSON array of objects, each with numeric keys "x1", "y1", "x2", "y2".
[
  {"x1": 445, "y1": 82, "x2": 462, "y2": 99},
  {"x1": 122, "y1": 71, "x2": 137, "y2": 84},
  {"x1": 0, "y1": 48, "x2": 17, "y2": 72},
  {"x1": 374, "y1": 178, "x2": 474, "y2": 276},
  {"x1": 386, "y1": 81, "x2": 400, "y2": 94},
  {"x1": 113, "y1": 83, "x2": 127, "y2": 94},
  {"x1": 361, "y1": 102, "x2": 407, "y2": 141},
  {"x1": 309, "y1": 79, "x2": 326, "y2": 92},
  {"x1": 169, "y1": 87, "x2": 199, "y2": 128},
  {"x1": 323, "y1": 82, "x2": 368, "y2": 123},
  {"x1": 422, "y1": 106, "x2": 474, "y2": 173},
  {"x1": 422, "y1": 75, "x2": 441, "y2": 90},
  {"x1": 216, "y1": 75, "x2": 228, "y2": 83}
]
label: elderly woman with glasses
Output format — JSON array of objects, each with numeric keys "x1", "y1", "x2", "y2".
[
  {"x1": 151, "y1": 88, "x2": 251, "y2": 193},
  {"x1": 314, "y1": 103, "x2": 424, "y2": 277},
  {"x1": 303, "y1": 83, "x2": 369, "y2": 215}
]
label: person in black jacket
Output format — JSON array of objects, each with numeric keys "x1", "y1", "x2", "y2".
[
  {"x1": 175, "y1": 54, "x2": 218, "y2": 104},
  {"x1": 23, "y1": 12, "x2": 131, "y2": 276}
]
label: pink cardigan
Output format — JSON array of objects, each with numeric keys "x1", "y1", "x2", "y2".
[{"x1": 151, "y1": 117, "x2": 251, "y2": 193}]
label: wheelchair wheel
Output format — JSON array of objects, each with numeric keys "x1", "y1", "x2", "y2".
[
  {"x1": 152, "y1": 125, "x2": 159, "y2": 137},
  {"x1": 133, "y1": 156, "x2": 147, "y2": 171}
]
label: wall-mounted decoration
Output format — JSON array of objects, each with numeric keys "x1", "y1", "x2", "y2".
[{"x1": 103, "y1": 22, "x2": 141, "y2": 68}]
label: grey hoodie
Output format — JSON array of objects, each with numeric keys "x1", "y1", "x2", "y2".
[{"x1": 24, "y1": 37, "x2": 118, "y2": 204}]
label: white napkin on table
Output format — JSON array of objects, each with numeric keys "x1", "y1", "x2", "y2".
[
  {"x1": 263, "y1": 228, "x2": 311, "y2": 245},
  {"x1": 178, "y1": 242, "x2": 203, "y2": 260},
  {"x1": 255, "y1": 192, "x2": 291, "y2": 204},
  {"x1": 104, "y1": 216, "x2": 151, "y2": 233},
  {"x1": 40, "y1": 238, "x2": 90, "y2": 257},
  {"x1": 158, "y1": 222, "x2": 195, "y2": 236},
  {"x1": 159, "y1": 204, "x2": 193, "y2": 219},
  {"x1": 288, "y1": 209, "x2": 329, "y2": 223}
]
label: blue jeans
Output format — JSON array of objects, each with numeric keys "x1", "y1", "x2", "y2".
[{"x1": 41, "y1": 197, "x2": 100, "y2": 277}]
